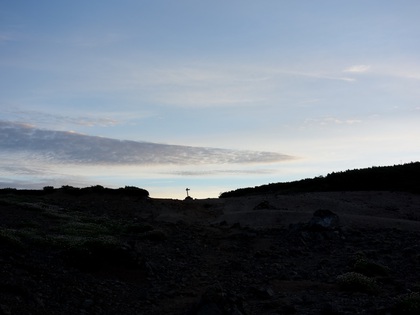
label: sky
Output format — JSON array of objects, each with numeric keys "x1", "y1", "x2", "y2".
[{"x1": 1, "y1": 1, "x2": 420, "y2": 199}]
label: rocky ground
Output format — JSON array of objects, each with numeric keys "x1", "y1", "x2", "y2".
[{"x1": 1, "y1": 190, "x2": 420, "y2": 314}]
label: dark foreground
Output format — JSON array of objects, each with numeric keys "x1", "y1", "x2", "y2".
[{"x1": 1, "y1": 190, "x2": 420, "y2": 314}]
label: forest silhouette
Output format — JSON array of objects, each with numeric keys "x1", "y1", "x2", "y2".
[{"x1": 220, "y1": 162, "x2": 420, "y2": 198}]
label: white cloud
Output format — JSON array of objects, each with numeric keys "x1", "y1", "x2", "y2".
[
  {"x1": 344, "y1": 65, "x2": 371, "y2": 73},
  {"x1": 305, "y1": 117, "x2": 362, "y2": 126}
]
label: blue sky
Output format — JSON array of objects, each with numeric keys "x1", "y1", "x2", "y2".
[{"x1": 1, "y1": 1, "x2": 419, "y2": 198}]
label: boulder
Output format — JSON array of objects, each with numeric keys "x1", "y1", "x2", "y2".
[{"x1": 308, "y1": 209, "x2": 340, "y2": 231}]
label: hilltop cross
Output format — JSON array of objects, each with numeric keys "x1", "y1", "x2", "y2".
[{"x1": 186, "y1": 188, "x2": 190, "y2": 197}]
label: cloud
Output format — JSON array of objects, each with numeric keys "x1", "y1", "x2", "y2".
[
  {"x1": 0, "y1": 34, "x2": 11, "y2": 43},
  {"x1": 4, "y1": 109, "x2": 119, "y2": 128},
  {"x1": 166, "y1": 169, "x2": 278, "y2": 176},
  {"x1": 277, "y1": 69, "x2": 355, "y2": 82},
  {"x1": 144, "y1": 65, "x2": 272, "y2": 107},
  {"x1": 344, "y1": 65, "x2": 371, "y2": 73},
  {"x1": 144, "y1": 64, "x2": 358, "y2": 108},
  {"x1": 156, "y1": 89, "x2": 266, "y2": 107},
  {"x1": 57, "y1": 32, "x2": 129, "y2": 48},
  {"x1": 1, "y1": 59, "x2": 356, "y2": 114},
  {"x1": 305, "y1": 117, "x2": 362, "y2": 126},
  {"x1": 0, "y1": 121, "x2": 295, "y2": 166}
]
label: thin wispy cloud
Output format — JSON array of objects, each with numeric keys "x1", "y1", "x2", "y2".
[
  {"x1": 344, "y1": 65, "x2": 371, "y2": 73},
  {"x1": 385, "y1": 67, "x2": 420, "y2": 80},
  {"x1": 157, "y1": 89, "x2": 266, "y2": 107},
  {"x1": 0, "y1": 34, "x2": 12, "y2": 43},
  {"x1": 305, "y1": 117, "x2": 363, "y2": 126},
  {"x1": 276, "y1": 69, "x2": 356, "y2": 82},
  {"x1": 140, "y1": 64, "x2": 357, "y2": 107},
  {"x1": 167, "y1": 169, "x2": 278, "y2": 176},
  {"x1": 143, "y1": 64, "x2": 273, "y2": 108},
  {"x1": 57, "y1": 32, "x2": 129, "y2": 48},
  {"x1": 43, "y1": 62, "x2": 355, "y2": 109},
  {"x1": 9, "y1": 110, "x2": 119, "y2": 127},
  {"x1": 0, "y1": 58, "x2": 358, "y2": 113}
]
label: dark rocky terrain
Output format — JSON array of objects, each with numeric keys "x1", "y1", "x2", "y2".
[{"x1": 1, "y1": 187, "x2": 420, "y2": 314}]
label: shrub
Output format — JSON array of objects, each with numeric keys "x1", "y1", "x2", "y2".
[
  {"x1": 140, "y1": 229, "x2": 167, "y2": 241},
  {"x1": 120, "y1": 186, "x2": 149, "y2": 198},
  {"x1": 62, "y1": 236, "x2": 140, "y2": 271},
  {"x1": 336, "y1": 272, "x2": 379, "y2": 294},
  {"x1": 123, "y1": 223, "x2": 154, "y2": 234},
  {"x1": 353, "y1": 257, "x2": 390, "y2": 276},
  {"x1": 392, "y1": 292, "x2": 420, "y2": 314},
  {"x1": 61, "y1": 221, "x2": 111, "y2": 237},
  {"x1": 0, "y1": 228, "x2": 23, "y2": 248},
  {"x1": 82, "y1": 185, "x2": 106, "y2": 193},
  {"x1": 60, "y1": 185, "x2": 81, "y2": 196}
]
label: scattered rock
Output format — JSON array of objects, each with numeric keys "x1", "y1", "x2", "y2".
[
  {"x1": 319, "y1": 302, "x2": 342, "y2": 315},
  {"x1": 230, "y1": 222, "x2": 241, "y2": 229},
  {"x1": 186, "y1": 286, "x2": 247, "y2": 315},
  {"x1": 249, "y1": 286, "x2": 275, "y2": 300},
  {"x1": 0, "y1": 304, "x2": 12, "y2": 315},
  {"x1": 253, "y1": 201, "x2": 276, "y2": 210},
  {"x1": 289, "y1": 210, "x2": 342, "y2": 241},
  {"x1": 63, "y1": 242, "x2": 143, "y2": 271},
  {"x1": 280, "y1": 303, "x2": 297, "y2": 314},
  {"x1": 353, "y1": 257, "x2": 390, "y2": 277},
  {"x1": 141, "y1": 229, "x2": 167, "y2": 241},
  {"x1": 308, "y1": 209, "x2": 340, "y2": 231}
]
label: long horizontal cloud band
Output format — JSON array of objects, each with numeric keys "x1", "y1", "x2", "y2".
[{"x1": 0, "y1": 121, "x2": 294, "y2": 165}]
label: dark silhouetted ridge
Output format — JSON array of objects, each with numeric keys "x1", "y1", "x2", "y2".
[
  {"x1": 219, "y1": 162, "x2": 420, "y2": 198},
  {"x1": 0, "y1": 185, "x2": 149, "y2": 198}
]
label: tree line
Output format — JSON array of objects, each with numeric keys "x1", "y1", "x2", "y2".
[
  {"x1": 219, "y1": 162, "x2": 420, "y2": 198},
  {"x1": 0, "y1": 185, "x2": 149, "y2": 198}
]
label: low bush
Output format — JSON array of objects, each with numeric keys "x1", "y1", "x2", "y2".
[
  {"x1": 61, "y1": 221, "x2": 111, "y2": 237},
  {"x1": 123, "y1": 222, "x2": 154, "y2": 234},
  {"x1": 0, "y1": 228, "x2": 23, "y2": 248},
  {"x1": 140, "y1": 229, "x2": 167, "y2": 241},
  {"x1": 353, "y1": 257, "x2": 390, "y2": 277},
  {"x1": 336, "y1": 272, "x2": 379, "y2": 294},
  {"x1": 62, "y1": 236, "x2": 140, "y2": 271},
  {"x1": 392, "y1": 292, "x2": 420, "y2": 314}
]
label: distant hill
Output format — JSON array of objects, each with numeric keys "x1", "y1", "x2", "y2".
[
  {"x1": 0, "y1": 185, "x2": 149, "y2": 198},
  {"x1": 219, "y1": 162, "x2": 420, "y2": 198}
]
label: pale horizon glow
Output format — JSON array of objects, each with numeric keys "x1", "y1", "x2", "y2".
[{"x1": 1, "y1": 1, "x2": 419, "y2": 199}]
